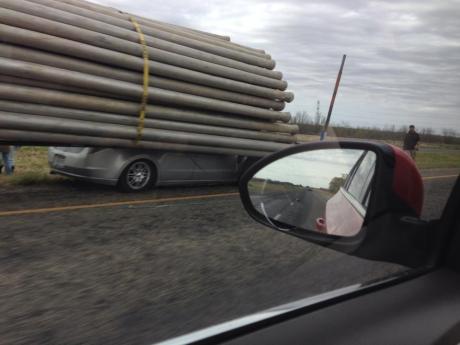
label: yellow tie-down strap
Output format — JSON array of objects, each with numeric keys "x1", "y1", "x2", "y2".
[{"x1": 130, "y1": 17, "x2": 150, "y2": 143}]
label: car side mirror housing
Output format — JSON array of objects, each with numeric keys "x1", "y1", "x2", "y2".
[{"x1": 239, "y1": 141, "x2": 429, "y2": 267}]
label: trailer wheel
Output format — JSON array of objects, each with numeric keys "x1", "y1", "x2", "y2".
[{"x1": 118, "y1": 160, "x2": 156, "y2": 192}]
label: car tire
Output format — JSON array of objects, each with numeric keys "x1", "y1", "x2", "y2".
[{"x1": 118, "y1": 160, "x2": 156, "y2": 192}]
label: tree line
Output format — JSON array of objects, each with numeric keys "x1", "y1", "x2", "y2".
[{"x1": 291, "y1": 110, "x2": 460, "y2": 145}]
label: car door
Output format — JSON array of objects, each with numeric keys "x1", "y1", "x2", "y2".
[
  {"x1": 188, "y1": 153, "x2": 239, "y2": 182},
  {"x1": 158, "y1": 163, "x2": 460, "y2": 345},
  {"x1": 158, "y1": 152, "x2": 197, "y2": 183},
  {"x1": 223, "y1": 179, "x2": 460, "y2": 345}
]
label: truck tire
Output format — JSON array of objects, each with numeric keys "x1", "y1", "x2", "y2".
[{"x1": 118, "y1": 160, "x2": 156, "y2": 192}]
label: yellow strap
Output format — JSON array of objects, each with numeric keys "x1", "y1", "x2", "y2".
[{"x1": 130, "y1": 17, "x2": 150, "y2": 143}]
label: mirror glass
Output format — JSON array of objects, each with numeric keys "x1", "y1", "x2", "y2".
[{"x1": 248, "y1": 148, "x2": 376, "y2": 237}]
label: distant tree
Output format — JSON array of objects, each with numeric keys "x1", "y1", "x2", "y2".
[
  {"x1": 314, "y1": 112, "x2": 322, "y2": 126},
  {"x1": 295, "y1": 122, "x2": 459, "y2": 145},
  {"x1": 442, "y1": 128, "x2": 457, "y2": 144},
  {"x1": 337, "y1": 120, "x2": 351, "y2": 127},
  {"x1": 383, "y1": 124, "x2": 396, "y2": 132},
  {"x1": 420, "y1": 127, "x2": 434, "y2": 135},
  {"x1": 328, "y1": 174, "x2": 347, "y2": 194},
  {"x1": 292, "y1": 110, "x2": 312, "y2": 124},
  {"x1": 442, "y1": 128, "x2": 456, "y2": 137},
  {"x1": 398, "y1": 125, "x2": 408, "y2": 133}
]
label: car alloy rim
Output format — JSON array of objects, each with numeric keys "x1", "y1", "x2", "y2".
[{"x1": 127, "y1": 161, "x2": 151, "y2": 189}]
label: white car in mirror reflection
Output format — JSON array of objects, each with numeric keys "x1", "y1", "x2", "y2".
[{"x1": 315, "y1": 150, "x2": 376, "y2": 236}]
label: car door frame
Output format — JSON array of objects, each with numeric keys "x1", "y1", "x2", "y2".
[{"x1": 157, "y1": 175, "x2": 460, "y2": 345}]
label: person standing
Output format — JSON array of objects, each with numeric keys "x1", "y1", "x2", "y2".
[
  {"x1": 403, "y1": 125, "x2": 420, "y2": 160},
  {"x1": 8, "y1": 146, "x2": 16, "y2": 173},
  {"x1": 0, "y1": 145, "x2": 13, "y2": 175}
]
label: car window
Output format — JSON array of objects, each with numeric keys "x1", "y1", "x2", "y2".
[
  {"x1": 0, "y1": 0, "x2": 458, "y2": 344},
  {"x1": 363, "y1": 189, "x2": 371, "y2": 209},
  {"x1": 346, "y1": 151, "x2": 377, "y2": 205}
]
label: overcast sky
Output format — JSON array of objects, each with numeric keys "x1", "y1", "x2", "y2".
[{"x1": 93, "y1": 0, "x2": 459, "y2": 134}]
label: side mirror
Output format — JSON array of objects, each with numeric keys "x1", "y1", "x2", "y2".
[{"x1": 239, "y1": 141, "x2": 428, "y2": 267}]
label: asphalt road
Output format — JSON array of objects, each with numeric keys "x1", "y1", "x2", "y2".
[
  {"x1": 251, "y1": 188, "x2": 327, "y2": 230},
  {"x1": 0, "y1": 169, "x2": 457, "y2": 345}
]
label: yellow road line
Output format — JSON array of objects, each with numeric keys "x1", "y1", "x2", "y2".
[
  {"x1": 422, "y1": 174, "x2": 458, "y2": 181},
  {"x1": 0, "y1": 173, "x2": 457, "y2": 218},
  {"x1": 0, "y1": 192, "x2": 239, "y2": 217}
]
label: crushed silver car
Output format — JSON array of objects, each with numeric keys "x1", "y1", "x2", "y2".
[{"x1": 48, "y1": 147, "x2": 252, "y2": 192}]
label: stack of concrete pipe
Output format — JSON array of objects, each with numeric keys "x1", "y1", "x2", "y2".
[{"x1": 0, "y1": 0, "x2": 297, "y2": 156}]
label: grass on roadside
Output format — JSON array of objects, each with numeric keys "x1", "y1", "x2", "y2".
[
  {"x1": 1, "y1": 144, "x2": 459, "y2": 187},
  {"x1": 416, "y1": 151, "x2": 460, "y2": 169},
  {"x1": 0, "y1": 146, "x2": 65, "y2": 186},
  {"x1": 7, "y1": 171, "x2": 65, "y2": 186},
  {"x1": 296, "y1": 135, "x2": 460, "y2": 170}
]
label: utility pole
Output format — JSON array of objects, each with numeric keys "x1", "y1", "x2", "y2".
[
  {"x1": 320, "y1": 54, "x2": 347, "y2": 141},
  {"x1": 316, "y1": 100, "x2": 320, "y2": 121}
]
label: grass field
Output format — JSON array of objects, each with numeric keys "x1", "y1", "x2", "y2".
[
  {"x1": 0, "y1": 147, "x2": 64, "y2": 186},
  {"x1": 416, "y1": 151, "x2": 460, "y2": 169},
  {"x1": 296, "y1": 135, "x2": 460, "y2": 170},
  {"x1": 0, "y1": 143, "x2": 459, "y2": 187}
]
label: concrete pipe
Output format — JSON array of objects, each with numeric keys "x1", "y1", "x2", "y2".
[
  {"x1": 0, "y1": 43, "x2": 285, "y2": 110},
  {"x1": 0, "y1": 3, "x2": 273, "y2": 76},
  {"x1": 0, "y1": 130, "x2": 269, "y2": 157},
  {"x1": 57, "y1": 0, "x2": 269, "y2": 58},
  {"x1": 0, "y1": 6, "x2": 283, "y2": 88},
  {"x1": 0, "y1": 112, "x2": 289, "y2": 152},
  {"x1": 0, "y1": 75, "x2": 133, "y2": 101},
  {"x1": 57, "y1": 0, "x2": 239, "y2": 45},
  {"x1": 0, "y1": 84, "x2": 299, "y2": 134},
  {"x1": 22, "y1": 0, "x2": 279, "y2": 77},
  {"x1": 0, "y1": 100, "x2": 297, "y2": 143},
  {"x1": 0, "y1": 57, "x2": 292, "y2": 122},
  {"x1": 0, "y1": 24, "x2": 294, "y2": 102}
]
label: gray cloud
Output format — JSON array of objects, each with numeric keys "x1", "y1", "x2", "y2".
[{"x1": 94, "y1": 0, "x2": 460, "y2": 133}]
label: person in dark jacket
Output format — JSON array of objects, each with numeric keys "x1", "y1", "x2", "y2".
[
  {"x1": 403, "y1": 125, "x2": 420, "y2": 160},
  {"x1": 0, "y1": 145, "x2": 13, "y2": 175}
]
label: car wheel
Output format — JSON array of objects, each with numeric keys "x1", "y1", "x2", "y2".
[{"x1": 118, "y1": 160, "x2": 156, "y2": 192}]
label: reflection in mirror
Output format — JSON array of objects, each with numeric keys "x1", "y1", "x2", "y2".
[{"x1": 248, "y1": 149, "x2": 376, "y2": 237}]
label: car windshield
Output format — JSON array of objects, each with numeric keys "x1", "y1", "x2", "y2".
[{"x1": 0, "y1": 0, "x2": 459, "y2": 344}]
